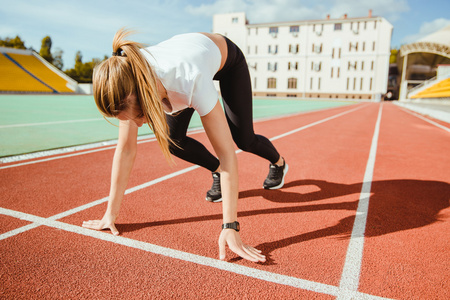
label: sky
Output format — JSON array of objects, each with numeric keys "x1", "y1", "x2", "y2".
[{"x1": 1, "y1": 0, "x2": 449, "y2": 70}]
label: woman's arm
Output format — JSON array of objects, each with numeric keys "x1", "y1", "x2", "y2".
[
  {"x1": 201, "y1": 101, "x2": 266, "y2": 263},
  {"x1": 82, "y1": 120, "x2": 138, "y2": 235}
]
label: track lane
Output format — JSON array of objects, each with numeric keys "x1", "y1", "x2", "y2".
[{"x1": 358, "y1": 103, "x2": 450, "y2": 299}]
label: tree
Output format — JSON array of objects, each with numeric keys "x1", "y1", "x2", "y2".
[
  {"x1": 390, "y1": 49, "x2": 399, "y2": 64},
  {"x1": 65, "y1": 51, "x2": 106, "y2": 83},
  {"x1": 0, "y1": 35, "x2": 26, "y2": 49},
  {"x1": 40, "y1": 36, "x2": 53, "y2": 64},
  {"x1": 52, "y1": 48, "x2": 64, "y2": 70}
]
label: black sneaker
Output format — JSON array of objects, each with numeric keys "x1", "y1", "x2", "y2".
[
  {"x1": 263, "y1": 161, "x2": 288, "y2": 189},
  {"x1": 206, "y1": 172, "x2": 222, "y2": 202}
]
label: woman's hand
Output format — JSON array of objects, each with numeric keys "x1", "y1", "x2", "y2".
[
  {"x1": 82, "y1": 213, "x2": 119, "y2": 236},
  {"x1": 219, "y1": 229, "x2": 266, "y2": 263}
]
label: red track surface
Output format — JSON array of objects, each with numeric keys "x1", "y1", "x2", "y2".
[{"x1": 1, "y1": 103, "x2": 449, "y2": 299}]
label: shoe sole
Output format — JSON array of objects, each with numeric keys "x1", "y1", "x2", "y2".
[
  {"x1": 205, "y1": 197, "x2": 222, "y2": 203},
  {"x1": 264, "y1": 163, "x2": 289, "y2": 190}
]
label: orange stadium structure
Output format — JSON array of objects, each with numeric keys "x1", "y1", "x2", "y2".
[{"x1": 0, "y1": 47, "x2": 79, "y2": 94}]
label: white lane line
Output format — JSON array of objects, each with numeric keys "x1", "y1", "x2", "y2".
[
  {"x1": 0, "y1": 118, "x2": 104, "y2": 128},
  {"x1": 48, "y1": 165, "x2": 200, "y2": 221},
  {"x1": 397, "y1": 106, "x2": 450, "y2": 133},
  {"x1": 337, "y1": 103, "x2": 383, "y2": 299},
  {"x1": 269, "y1": 104, "x2": 366, "y2": 142},
  {"x1": 0, "y1": 207, "x2": 390, "y2": 299},
  {"x1": 0, "y1": 129, "x2": 209, "y2": 169},
  {"x1": 0, "y1": 137, "x2": 155, "y2": 170}
]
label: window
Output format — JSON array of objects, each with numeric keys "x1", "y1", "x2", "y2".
[
  {"x1": 353, "y1": 78, "x2": 357, "y2": 90},
  {"x1": 349, "y1": 42, "x2": 358, "y2": 51},
  {"x1": 346, "y1": 78, "x2": 349, "y2": 90},
  {"x1": 255, "y1": 45, "x2": 258, "y2": 54},
  {"x1": 313, "y1": 62, "x2": 321, "y2": 72},
  {"x1": 337, "y1": 67, "x2": 340, "y2": 78},
  {"x1": 361, "y1": 61, "x2": 364, "y2": 71},
  {"x1": 310, "y1": 77, "x2": 313, "y2": 89},
  {"x1": 289, "y1": 44, "x2": 299, "y2": 54},
  {"x1": 232, "y1": 17, "x2": 238, "y2": 23},
  {"x1": 254, "y1": 77, "x2": 257, "y2": 89},
  {"x1": 290, "y1": 26, "x2": 299, "y2": 33},
  {"x1": 268, "y1": 62, "x2": 278, "y2": 71},
  {"x1": 267, "y1": 78, "x2": 277, "y2": 89},
  {"x1": 370, "y1": 78, "x2": 373, "y2": 90},
  {"x1": 269, "y1": 27, "x2": 279, "y2": 36},
  {"x1": 371, "y1": 61, "x2": 374, "y2": 70},
  {"x1": 372, "y1": 42, "x2": 376, "y2": 51},
  {"x1": 338, "y1": 48, "x2": 341, "y2": 58},
  {"x1": 348, "y1": 61, "x2": 357, "y2": 70},
  {"x1": 362, "y1": 42, "x2": 365, "y2": 51},
  {"x1": 360, "y1": 78, "x2": 363, "y2": 90},
  {"x1": 331, "y1": 67, "x2": 334, "y2": 78},
  {"x1": 313, "y1": 44, "x2": 322, "y2": 53},
  {"x1": 288, "y1": 62, "x2": 299, "y2": 71},
  {"x1": 268, "y1": 45, "x2": 278, "y2": 54},
  {"x1": 318, "y1": 78, "x2": 321, "y2": 90},
  {"x1": 288, "y1": 78, "x2": 297, "y2": 89},
  {"x1": 334, "y1": 23, "x2": 342, "y2": 31},
  {"x1": 332, "y1": 48, "x2": 335, "y2": 58}
]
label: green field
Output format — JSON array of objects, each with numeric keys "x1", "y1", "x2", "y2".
[{"x1": 0, "y1": 94, "x2": 355, "y2": 157}]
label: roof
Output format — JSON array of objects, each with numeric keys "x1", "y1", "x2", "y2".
[{"x1": 401, "y1": 25, "x2": 450, "y2": 58}]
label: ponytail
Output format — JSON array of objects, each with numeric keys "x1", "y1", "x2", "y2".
[{"x1": 93, "y1": 28, "x2": 174, "y2": 164}]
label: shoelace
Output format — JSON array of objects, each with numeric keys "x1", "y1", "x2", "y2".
[{"x1": 267, "y1": 164, "x2": 283, "y2": 180}]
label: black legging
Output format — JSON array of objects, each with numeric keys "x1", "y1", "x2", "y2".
[{"x1": 167, "y1": 36, "x2": 280, "y2": 172}]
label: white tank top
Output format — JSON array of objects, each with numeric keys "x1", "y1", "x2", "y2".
[{"x1": 140, "y1": 33, "x2": 222, "y2": 116}]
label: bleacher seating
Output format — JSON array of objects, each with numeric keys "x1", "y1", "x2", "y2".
[
  {"x1": 9, "y1": 53, "x2": 74, "y2": 93},
  {"x1": 0, "y1": 53, "x2": 52, "y2": 93},
  {"x1": 0, "y1": 48, "x2": 76, "y2": 93},
  {"x1": 410, "y1": 78, "x2": 450, "y2": 99}
]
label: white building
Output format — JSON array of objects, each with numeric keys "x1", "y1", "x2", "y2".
[{"x1": 213, "y1": 11, "x2": 393, "y2": 100}]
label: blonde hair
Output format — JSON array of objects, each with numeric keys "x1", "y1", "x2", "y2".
[{"x1": 93, "y1": 28, "x2": 173, "y2": 163}]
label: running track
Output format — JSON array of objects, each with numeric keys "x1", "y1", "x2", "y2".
[{"x1": 1, "y1": 102, "x2": 449, "y2": 299}]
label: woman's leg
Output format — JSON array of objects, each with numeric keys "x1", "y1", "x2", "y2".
[
  {"x1": 166, "y1": 108, "x2": 220, "y2": 172},
  {"x1": 216, "y1": 41, "x2": 280, "y2": 164},
  {"x1": 214, "y1": 37, "x2": 288, "y2": 189}
]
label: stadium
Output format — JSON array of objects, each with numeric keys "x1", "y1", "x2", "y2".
[{"x1": 1, "y1": 8, "x2": 449, "y2": 300}]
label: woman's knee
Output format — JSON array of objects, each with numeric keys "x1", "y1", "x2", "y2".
[{"x1": 234, "y1": 136, "x2": 257, "y2": 152}]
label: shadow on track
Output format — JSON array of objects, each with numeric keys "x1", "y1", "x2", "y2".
[{"x1": 116, "y1": 179, "x2": 450, "y2": 264}]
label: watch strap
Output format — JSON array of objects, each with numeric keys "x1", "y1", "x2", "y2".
[{"x1": 222, "y1": 221, "x2": 240, "y2": 232}]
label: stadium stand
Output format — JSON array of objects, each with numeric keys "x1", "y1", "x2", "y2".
[
  {"x1": 0, "y1": 47, "x2": 78, "y2": 93},
  {"x1": 410, "y1": 78, "x2": 450, "y2": 99},
  {"x1": 0, "y1": 52, "x2": 53, "y2": 92},
  {"x1": 399, "y1": 25, "x2": 450, "y2": 100}
]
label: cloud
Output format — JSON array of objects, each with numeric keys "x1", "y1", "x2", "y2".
[
  {"x1": 401, "y1": 18, "x2": 450, "y2": 44},
  {"x1": 185, "y1": 0, "x2": 410, "y2": 23}
]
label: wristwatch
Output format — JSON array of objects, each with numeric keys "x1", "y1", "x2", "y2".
[{"x1": 222, "y1": 221, "x2": 240, "y2": 232}]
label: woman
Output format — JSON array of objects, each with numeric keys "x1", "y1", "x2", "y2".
[{"x1": 82, "y1": 29, "x2": 288, "y2": 263}]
